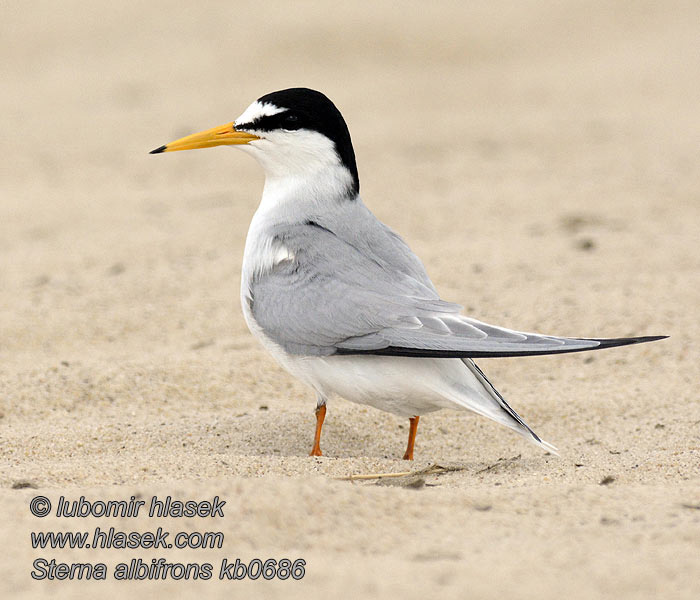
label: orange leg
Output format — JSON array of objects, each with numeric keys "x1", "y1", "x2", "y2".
[
  {"x1": 402, "y1": 416, "x2": 420, "y2": 460},
  {"x1": 309, "y1": 403, "x2": 326, "y2": 456}
]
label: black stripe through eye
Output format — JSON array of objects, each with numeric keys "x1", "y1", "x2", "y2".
[{"x1": 236, "y1": 111, "x2": 302, "y2": 132}]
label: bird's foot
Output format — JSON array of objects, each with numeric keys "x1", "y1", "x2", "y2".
[
  {"x1": 402, "y1": 416, "x2": 420, "y2": 460},
  {"x1": 309, "y1": 403, "x2": 326, "y2": 457}
]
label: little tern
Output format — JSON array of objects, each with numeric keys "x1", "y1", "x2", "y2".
[{"x1": 151, "y1": 88, "x2": 665, "y2": 459}]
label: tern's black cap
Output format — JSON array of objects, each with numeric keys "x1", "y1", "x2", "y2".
[{"x1": 238, "y1": 88, "x2": 359, "y2": 194}]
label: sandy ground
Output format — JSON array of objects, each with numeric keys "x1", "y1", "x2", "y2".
[{"x1": 1, "y1": 1, "x2": 699, "y2": 598}]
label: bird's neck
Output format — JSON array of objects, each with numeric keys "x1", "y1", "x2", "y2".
[{"x1": 256, "y1": 164, "x2": 357, "y2": 224}]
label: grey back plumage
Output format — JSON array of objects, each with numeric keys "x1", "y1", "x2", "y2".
[{"x1": 248, "y1": 197, "x2": 664, "y2": 357}]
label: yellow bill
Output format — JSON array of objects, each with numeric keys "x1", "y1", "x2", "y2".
[{"x1": 150, "y1": 122, "x2": 259, "y2": 154}]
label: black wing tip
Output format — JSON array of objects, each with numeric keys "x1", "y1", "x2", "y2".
[
  {"x1": 335, "y1": 335, "x2": 668, "y2": 359},
  {"x1": 583, "y1": 335, "x2": 669, "y2": 349},
  {"x1": 149, "y1": 145, "x2": 167, "y2": 154}
]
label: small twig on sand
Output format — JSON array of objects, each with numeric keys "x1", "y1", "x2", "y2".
[{"x1": 336, "y1": 463, "x2": 465, "y2": 481}]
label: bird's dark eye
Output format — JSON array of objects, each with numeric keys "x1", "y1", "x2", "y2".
[{"x1": 282, "y1": 113, "x2": 300, "y2": 128}]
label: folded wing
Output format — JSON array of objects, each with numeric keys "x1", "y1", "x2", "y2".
[{"x1": 249, "y1": 220, "x2": 665, "y2": 357}]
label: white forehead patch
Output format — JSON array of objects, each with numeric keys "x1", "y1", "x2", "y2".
[{"x1": 235, "y1": 101, "x2": 287, "y2": 128}]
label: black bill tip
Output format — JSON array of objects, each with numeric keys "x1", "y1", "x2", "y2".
[{"x1": 149, "y1": 145, "x2": 167, "y2": 154}]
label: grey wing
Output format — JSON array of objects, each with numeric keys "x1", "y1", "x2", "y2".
[
  {"x1": 249, "y1": 222, "x2": 665, "y2": 357},
  {"x1": 249, "y1": 221, "x2": 458, "y2": 355}
]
